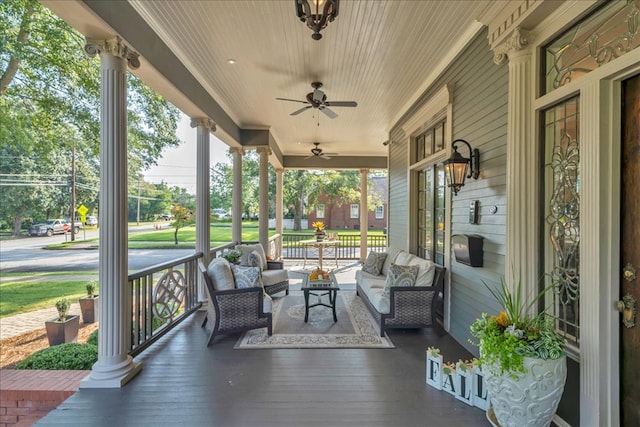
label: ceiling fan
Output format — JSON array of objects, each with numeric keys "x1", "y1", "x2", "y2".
[
  {"x1": 276, "y1": 82, "x2": 357, "y2": 119},
  {"x1": 304, "y1": 142, "x2": 337, "y2": 160}
]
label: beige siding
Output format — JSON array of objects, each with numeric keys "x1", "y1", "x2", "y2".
[{"x1": 388, "y1": 29, "x2": 509, "y2": 352}]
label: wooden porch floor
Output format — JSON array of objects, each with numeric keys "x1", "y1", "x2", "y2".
[{"x1": 36, "y1": 262, "x2": 490, "y2": 426}]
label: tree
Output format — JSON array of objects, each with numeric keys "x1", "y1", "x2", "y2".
[
  {"x1": 170, "y1": 205, "x2": 193, "y2": 245},
  {"x1": 0, "y1": 0, "x2": 182, "y2": 232}
]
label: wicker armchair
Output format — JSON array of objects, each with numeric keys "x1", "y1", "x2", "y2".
[
  {"x1": 199, "y1": 259, "x2": 272, "y2": 346},
  {"x1": 235, "y1": 243, "x2": 289, "y2": 296}
]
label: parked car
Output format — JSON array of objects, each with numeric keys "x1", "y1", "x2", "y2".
[
  {"x1": 160, "y1": 214, "x2": 174, "y2": 221},
  {"x1": 85, "y1": 215, "x2": 98, "y2": 226},
  {"x1": 29, "y1": 219, "x2": 70, "y2": 237}
]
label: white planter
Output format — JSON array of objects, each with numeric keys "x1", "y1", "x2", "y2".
[{"x1": 485, "y1": 356, "x2": 567, "y2": 427}]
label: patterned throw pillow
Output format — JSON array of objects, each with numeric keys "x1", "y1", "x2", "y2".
[
  {"x1": 362, "y1": 251, "x2": 386, "y2": 275},
  {"x1": 383, "y1": 263, "x2": 419, "y2": 297},
  {"x1": 231, "y1": 265, "x2": 264, "y2": 289},
  {"x1": 248, "y1": 250, "x2": 265, "y2": 271}
]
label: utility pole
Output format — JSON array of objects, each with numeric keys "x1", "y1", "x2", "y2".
[
  {"x1": 70, "y1": 144, "x2": 76, "y2": 242},
  {"x1": 136, "y1": 174, "x2": 142, "y2": 225}
]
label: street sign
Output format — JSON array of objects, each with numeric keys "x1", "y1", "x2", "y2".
[
  {"x1": 80, "y1": 215, "x2": 87, "y2": 223},
  {"x1": 77, "y1": 204, "x2": 88, "y2": 216}
]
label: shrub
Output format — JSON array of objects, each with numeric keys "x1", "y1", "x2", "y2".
[
  {"x1": 55, "y1": 298, "x2": 71, "y2": 321},
  {"x1": 16, "y1": 343, "x2": 98, "y2": 370},
  {"x1": 87, "y1": 329, "x2": 99, "y2": 346}
]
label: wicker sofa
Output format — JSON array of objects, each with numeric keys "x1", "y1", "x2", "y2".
[{"x1": 356, "y1": 247, "x2": 445, "y2": 336}]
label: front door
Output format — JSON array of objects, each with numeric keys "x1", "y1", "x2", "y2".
[{"x1": 620, "y1": 73, "x2": 640, "y2": 426}]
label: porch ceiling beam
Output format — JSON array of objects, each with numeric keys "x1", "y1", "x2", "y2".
[{"x1": 283, "y1": 156, "x2": 387, "y2": 170}]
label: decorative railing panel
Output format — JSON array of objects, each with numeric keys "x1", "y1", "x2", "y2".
[{"x1": 128, "y1": 253, "x2": 202, "y2": 357}]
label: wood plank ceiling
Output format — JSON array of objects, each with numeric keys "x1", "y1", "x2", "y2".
[{"x1": 126, "y1": 1, "x2": 492, "y2": 158}]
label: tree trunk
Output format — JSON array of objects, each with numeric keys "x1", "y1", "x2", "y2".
[
  {"x1": 293, "y1": 199, "x2": 302, "y2": 231},
  {"x1": 0, "y1": 1, "x2": 36, "y2": 95},
  {"x1": 12, "y1": 210, "x2": 24, "y2": 237},
  {"x1": 174, "y1": 228, "x2": 179, "y2": 244}
]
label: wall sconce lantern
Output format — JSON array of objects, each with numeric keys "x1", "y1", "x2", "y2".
[
  {"x1": 443, "y1": 139, "x2": 480, "y2": 195},
  {"x1": 295, "y1": 0, "x2": 339, "y2": 40}
]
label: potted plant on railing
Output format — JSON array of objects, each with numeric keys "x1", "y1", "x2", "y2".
[
  {"x1": 45, "y1": 298, "x2": 80, "y2": 346},
  {"x1": 312, "y1": 221, "x2": 326, "y2": 241},
  {"x1": 79, "y1": 281, "x2": 99, "y2": 324},
  {"x1": 221, "y1": 249, "x2": 242, "y2": 264},
  {"x1": 470, "y1": 277, "x2": 567, "y2": 427}
]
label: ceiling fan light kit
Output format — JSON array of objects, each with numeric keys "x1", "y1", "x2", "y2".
[
  {"x1": 304, "y1": 142, "x2": 337, "y2": 160},
  {"x1": 295, "y1": 0, "x2": 339, "y2": 40},
  {"x1": 276, "y1": 81, "x2": 357, "y2": 119}
]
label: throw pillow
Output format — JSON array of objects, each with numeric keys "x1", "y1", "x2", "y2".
[
  {"x1": 248, "y1": 250, "x2": 265, "y2": 271},
  {"x1": 231, "y1": 264, "x2": 264, "y2": 289},
  {"x1": 362, "y1": 251, "x2": 386, "y2": 275},
  {"x1": 383, "y1": 263, "x2": 419, "y2": 297}
]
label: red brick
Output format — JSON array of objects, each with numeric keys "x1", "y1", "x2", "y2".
[
  {"x1": 0, "y1": 401, "x2": 17, "y2": 408},
  {"x1": 6, "y1": 406, "x2": 30, "y2": 416},
  {"x1": 0, "y1": 415, "x2": 18, "y2": 424}
]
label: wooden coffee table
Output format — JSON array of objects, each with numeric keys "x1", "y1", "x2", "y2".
[{"x1": 301, "y1": 272, "x2": 340, "y2": 322}]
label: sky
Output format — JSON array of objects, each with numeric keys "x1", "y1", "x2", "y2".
[{"x1": 143, "y1": 113, "x2": 231, "y2": 193}]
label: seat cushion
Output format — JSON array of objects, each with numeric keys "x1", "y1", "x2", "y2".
[
  {"x1": 261, "y1": 269, "x2": 288, "y2": 288},
  {"x1": 263, "y1": 293, "x2": 272, "y2": 314},
  {"x1": 236, "y1": 243, "x2": 267, "y2": 267},
  {"x1": 383, "y1": 263, "x2": 419, "y2": 296},
  {"x1": 366, "y1": 287, "x2": 390, "y2": 314},
  {"x1": 381, "y1": 246, "x2": 404, "y2": 276},
  {"x1": 207, "y1": 258, "x2": 235, "y2": 291},
  {"x1": 362, "y1": 251, "x2": 386, "y2": 275},
  {"x1": 356, "y1": 270, "x2": 386, "y2": 293},
  {"x1": 231, "y1": 265, "x2": 264, "y2": 289}
]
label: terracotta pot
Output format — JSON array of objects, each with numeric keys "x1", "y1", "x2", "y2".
[{"x1": 45, "y1": 314, "x2": 80, "y2": 346}]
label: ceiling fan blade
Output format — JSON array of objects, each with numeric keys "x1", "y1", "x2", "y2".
[
  {"x1": 323, "y1": 152, "x2": 338, "y2": 156},
  {"x1": 321, "y1": 154, "x2": 332, "y2": 160},
  {"x1": 319, "y1": 106, "x2": 338, "y2": 119},
  {"x1": 324, "y1": 101, "x2": 358, "y2": 107},
  {"x1": 291, "y1": 106, "x2": 312, "y2": 116},
  {"x1": 276, "y1": 97, "x2": 309, "y2": 104},
  {"x1": 303, "y1": 154, "x2": 314, "y2": 159}
]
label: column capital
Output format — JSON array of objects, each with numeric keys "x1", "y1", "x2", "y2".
[
  {"x1": 229, "y1": 146, "x2": 245, "y2": 156},
  {"x1": 359, "y1": 168, "x2": 370, "y2": 174},
  {"x1": 85, "y1": 37, "x2": 140, "y2": 70},
  {"x1": 275, "y1": 168, "x2": 284, "y2": 174},
  {"x1": 190, "y1": 118, "x2": 216, "y2": 132},
  {"x1": 256, "y1": 146, "x2": 271, "y2": 155},
  {"x1": 493, "y1": 27, "x2": 533, "y2": 65}
]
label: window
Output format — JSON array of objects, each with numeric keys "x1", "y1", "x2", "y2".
[
  {"x1": 350, "y1": 204, "x2": 359, "y2": 219},
  {"x1": 375, "y1": 205, "x2": 384, "y2": 219},
  {"x1": 542, "y1": 96, "x2": 580, "y2": 348},
  {"x1": 316, "y1": 204, "x2": 325, "y2": 219},
  {"x1": 417, "y1": 165, "x2": 446, "y2": 264},
  {"x1": 543, "y1": 0, "x2": 640, "y2": 94},
  {"x1": 415, "y1": 121, "x2": 445, "y2": 162}
]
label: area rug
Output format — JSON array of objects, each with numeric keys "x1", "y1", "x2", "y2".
[{"x1": 234, "y1": 290, "x2": 394, "y2": 349}]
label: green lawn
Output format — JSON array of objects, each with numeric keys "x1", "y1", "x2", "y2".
[{"x1": 0, "y1": 279, "x2": 91, "y2": 317}]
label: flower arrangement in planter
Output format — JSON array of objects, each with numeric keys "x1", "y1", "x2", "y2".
[
  {"x1": 470, "y1": 276, "x2": 567, "y2": 427},
  {"x1": 79, "y1": 281, "x2": 99, "y2": 324},
  {"x1": 312, "y1": 221, "x2": 326, "y2": 241},
  {"x1": 222, "y1": 249, "x2": 242, "y2": 264},
  {"x1": 45, "y1": 298, "x2": 80, "y2": 346}
]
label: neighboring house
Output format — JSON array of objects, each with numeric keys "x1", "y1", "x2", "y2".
[{"x1": 307, "y1": 176, "x2": 387, "y2": 231}]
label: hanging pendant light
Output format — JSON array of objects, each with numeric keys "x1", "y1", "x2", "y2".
[{"x1": 295, "y1": 0, "x2": 339, "y2": 40}]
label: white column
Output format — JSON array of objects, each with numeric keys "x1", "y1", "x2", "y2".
[
  {"x1": 230, "y1": 147, "x2": 244, "y2": 244},
  {"x1": 191, "y1": 118, "x2": 215, "y2": 300},
  {"x1": 81, "y1": 37, "x2": 141, "y2": 388},
  {"x1": 257, "y1": 147, "x2": 270, "y2": 255},
  {"x1": 495, "y1": 28, "x2": 538, "y2": 301},
  {"x1": 276, "y1": 168, "x2": 284, "y2": 259},
  {"x1": 359, "y1": 169, "x2": 369, "y2": 262}
]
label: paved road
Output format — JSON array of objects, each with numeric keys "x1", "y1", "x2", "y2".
[{"x1": 0, "y1": 223, "x2": 192, "y2": 273}]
